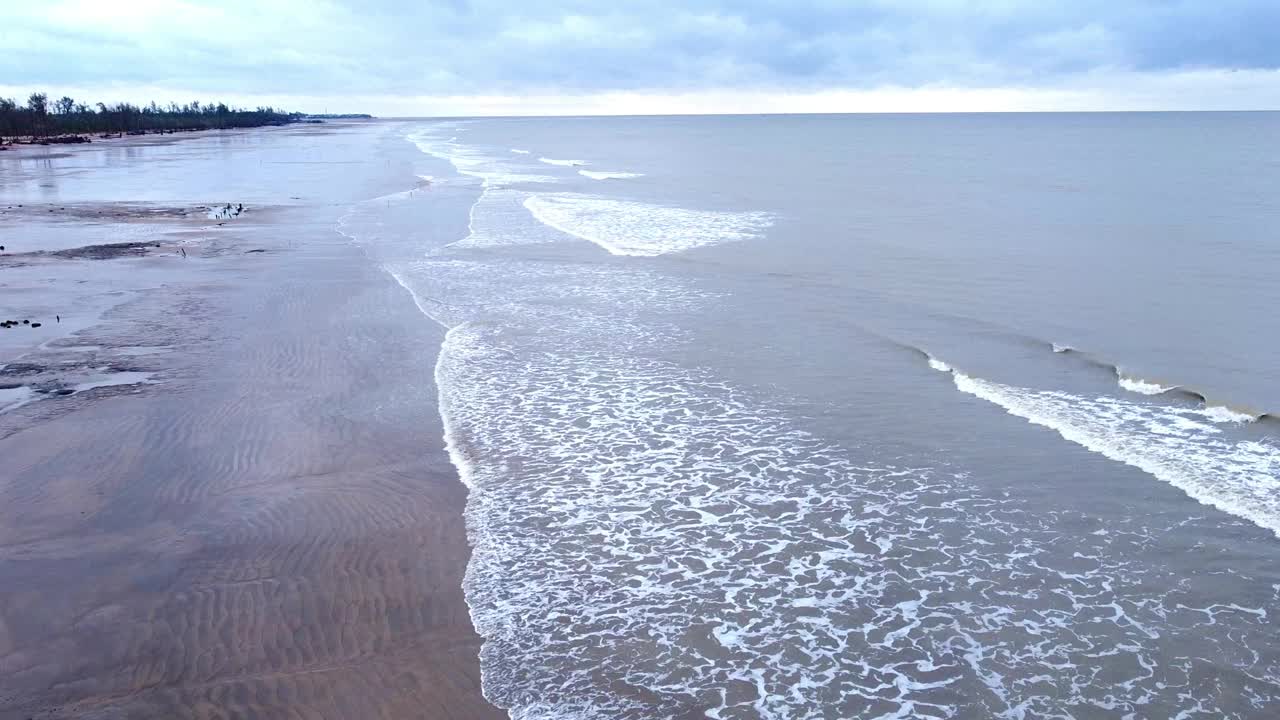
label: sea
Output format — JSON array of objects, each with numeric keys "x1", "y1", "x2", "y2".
[{"x1": 337, "y1": 113, "x2": 1280, "y2": 719}]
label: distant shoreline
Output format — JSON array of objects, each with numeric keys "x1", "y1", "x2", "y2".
[
  {"x1": 0, "y1": 91, "x2": 372, "y2": 149},
  {"x1": 0, "y1": 116, "x2": 376, "y2": 149},
  {"x1": 0, "y1": 118, "x2": 379, "y2": 160}
]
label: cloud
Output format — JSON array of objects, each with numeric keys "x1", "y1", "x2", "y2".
[{"x1": 1, "y1": 0, "x2": 1278, "y2": 112}]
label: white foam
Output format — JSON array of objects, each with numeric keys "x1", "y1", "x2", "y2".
[
  {"x1": 1051, "y1": 343, "x2": 1072, "y2": 353},
  {"x1": 434, "y1": 322, "x2": 1279, "y2": 719},
  {"x1": 442, "y1": 186, "x2": 571, "y2": 252},
  {"x1": 926, "y1": 355, "x2": 952, "y2": 373},
  {"x1": 524, "y1": 193, "x2": 773, "y2": 257},
  {"x1": 579, "y1": 170, "x2": 644, "y2": 181},
  {"x1": 1117, "y1": 373, "x2": 1175, "y2": 395},
  {"x1": 371, "y1": 121, "x2": 1280, "y2": 718},
  {"x1": 1197, "y1": 405, "x2": 1260, "y2": 424},
  {"x1": 511, "y1": 148, "x2": 531, "y2": 154},
  {"x1": 407, "y1": 129, "x2": 557, "y2": 187},
  {"x1": 947, "y1": 370, "x2": 1280, "y2": 537},
  {"x1": 0, "y1": 385, "x2": 36, "y2": 414},
  {"x1": 539, "y1": 157, "x2": 587, "y2": 167}
]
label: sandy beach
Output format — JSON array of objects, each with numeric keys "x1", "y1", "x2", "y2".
[{"x1": 0, "y1": 125, "x2": 501, "y2": 718}]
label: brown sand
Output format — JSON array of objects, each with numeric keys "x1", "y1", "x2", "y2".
[{"x1": 0, "y1": 210, "x2": 502, "y2": 719}]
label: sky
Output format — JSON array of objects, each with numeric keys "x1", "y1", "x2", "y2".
[{"x1": 2, "y1": 0, "x2": 1279, "y2": 115}]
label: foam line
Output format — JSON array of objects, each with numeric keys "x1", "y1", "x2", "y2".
[
  {"x1": 579, "y1": 170, "x2": 644, "y2": 180},
  {"x1": 539, "y1": 157, "x2": 587, "y2": 167},
  {"x1": 524, "y1": 193, "x2": 772, "y2": 257},
  {"x1": 929, "y1": 358, "x2": 1280, "y2": 537}
]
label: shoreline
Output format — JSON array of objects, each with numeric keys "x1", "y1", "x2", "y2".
[
  {"x1": 0, "y1": 122, "x2": 501, "y2": 718},
  {"x1": 0, "y1": 118, "x2": 374, "y2": 161}
]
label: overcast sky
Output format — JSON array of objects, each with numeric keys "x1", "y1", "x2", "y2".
[{"x1": 2, "y1": 0, "x2": 1279, "y2": 115}]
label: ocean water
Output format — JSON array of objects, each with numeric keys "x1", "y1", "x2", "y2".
[{"x1": 340, "y1": 114, "x2": 1280, "y2": 719}]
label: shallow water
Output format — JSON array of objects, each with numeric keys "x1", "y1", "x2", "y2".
[{"x1": 329, "y1": 114, "x2": 1280, "y2": 719}]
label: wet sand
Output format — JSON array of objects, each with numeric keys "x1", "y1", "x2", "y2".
[{"x1": 0, "y1": 131, "x2": 501, "y2": 718}]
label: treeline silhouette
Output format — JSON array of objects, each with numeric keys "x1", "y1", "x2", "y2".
[{"x1": 1, "y1": 93, "x2": 303, "y2": 141}]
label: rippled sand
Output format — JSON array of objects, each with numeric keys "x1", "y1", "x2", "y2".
[{"x1": 0, "y1": 128, "x2": 500, "y2": 719}]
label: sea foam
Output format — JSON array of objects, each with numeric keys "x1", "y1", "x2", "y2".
[
  {"x1": 439, "y1": 326, "x2": 1279, "y2": 719},
  {"x1": 524, "y1": 193, "x2": 773, "y2": 257},
  {"x1": 388, "y1": 121, "x2": 1280, "y2": 719},
  {"x1": 539, "y1": 157, "x2": 587, "y2": 167},
  {"x1": 407, "y1": 129, "x2": 556, "y2": 187},
  {"x1": 1117, "y1": 372, "x2": 1176, "y2": 395},
  {"x1": 579, "y1": 170, "x2": 645, "y2": 180},
  {"x1": 929, "y1": 359, "x2": 1280, "y2": 537}
]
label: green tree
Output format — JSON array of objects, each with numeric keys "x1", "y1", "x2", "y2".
[{"x1": 27, "y1": 93, "x2": 49, "y2": 136}]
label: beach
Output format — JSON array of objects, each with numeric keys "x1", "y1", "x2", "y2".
[
  {"x1": 1, "y1": 124, "x2": 500, "y2": 718},
  {"x1": 5, "y1": 113, "x2": 1280, "y2": 719}
]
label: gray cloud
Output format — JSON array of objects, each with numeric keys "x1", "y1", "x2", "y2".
[{"x1": 3, "y1": 0, "x2": 1279, "y2": 99}]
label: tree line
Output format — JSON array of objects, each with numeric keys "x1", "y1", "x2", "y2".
[{"x1": 1, "y1": 93, "x2": 304, "y2": 140}]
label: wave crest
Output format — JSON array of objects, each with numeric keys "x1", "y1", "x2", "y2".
[
  {"x1": 1116, "y1": 373, "x2": 1176, "y2": 395},
  {"x1": 941, "y1": 367, "x2": 1280, "y2": 537}
]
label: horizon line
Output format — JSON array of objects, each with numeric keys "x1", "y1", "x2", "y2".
[{"x1": 372, "y1": 108, "x2": 1280, "y2": 120}]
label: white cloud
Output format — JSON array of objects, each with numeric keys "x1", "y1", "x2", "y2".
[
  {"x1": 2, "y1": 1, "x2": 1279, "y2": 113},
  {"x1": 6, "y1": 69, "x2": 1276, "y2": 116}
]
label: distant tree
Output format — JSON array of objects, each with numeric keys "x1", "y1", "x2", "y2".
[
  {"x1": 26, "y1": 93, "x2": 49, "y2": 136},
  {"x1": 1, "y1": 91, "x2": 305, "y2": 140},
  {"x1": 27, "y1": 93, "x2": 48, "y2": 115},
  {"x1": 0, "y1": 97, "x2": 16, "y2": 138}
]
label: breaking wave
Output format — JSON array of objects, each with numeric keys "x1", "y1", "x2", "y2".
[
  {"x1": 1117, "y1": 372, "x2": 1176, "y2": 395},
  {"x1": 928, "y1": 358, "x2": 1280, "y2": 537}
]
